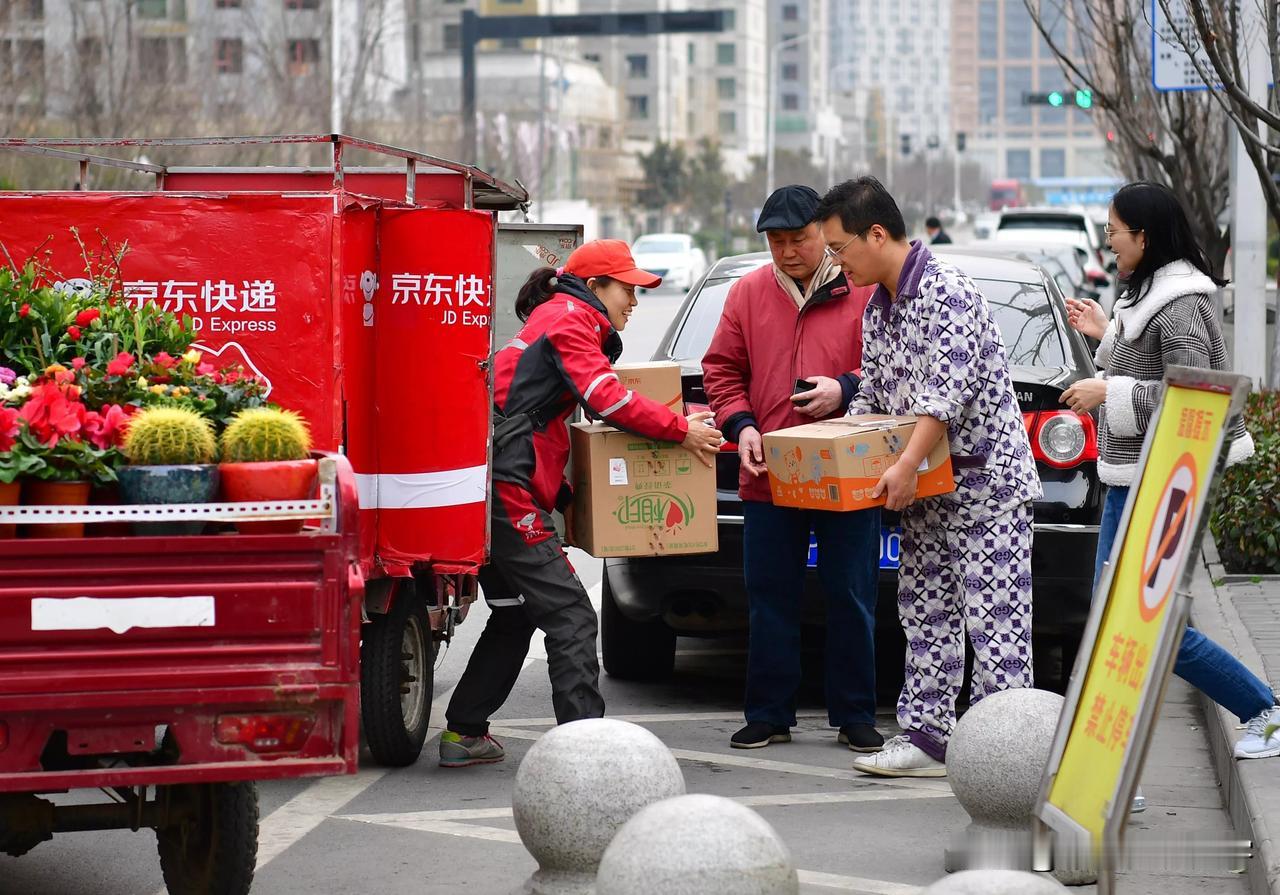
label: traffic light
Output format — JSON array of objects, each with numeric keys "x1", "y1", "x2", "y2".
[
  {"x1": 956, "y1": 131, "x2": 967, "y2": 153},
  {"x1": 900, "y1": 133, "x2": 911, "y2": 157},
  {"x1": 1075, "y1": 89, "x2": 1093, "y2": 109},
  {"x1": 1047, "y1": 91, "x2": 1065, "y2": 107},
  {"x1": 1024, "y1": 89, "x2": 1094, "y2": 109}
]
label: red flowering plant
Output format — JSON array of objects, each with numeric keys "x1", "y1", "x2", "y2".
[{"x1": 8, "y1": 364, "x2": 127, "y2": 484}]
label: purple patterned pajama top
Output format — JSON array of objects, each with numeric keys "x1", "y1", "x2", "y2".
[{"x1": 849, "y1": 241, "x2": 1041, "y2": 520}]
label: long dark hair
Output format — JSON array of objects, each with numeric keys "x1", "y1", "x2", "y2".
[
  {"x1": 1111, "y1": 182, "x2": 1226, "y2": 303},
  {"x1": 514, "y1": 268, "x2": 617, "y2": 322},
  {"x1": 515, "y1": 267, "x2": 559, "y2": 322}
]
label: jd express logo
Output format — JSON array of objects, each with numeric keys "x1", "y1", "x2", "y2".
[
  {"x1": 1139, "y1": 453, "x2": 1198, "y2": 623},
  {"x1": 613, "y1": 491, "x2": 694, "y2": 532}
]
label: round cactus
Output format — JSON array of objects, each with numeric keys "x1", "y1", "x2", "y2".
[
  {"x1": 122, "y1": 406, "x2": 218, "y2": 466},
  {"x1": 221, "y1": 407, "x2": 312, "y2": 463}
]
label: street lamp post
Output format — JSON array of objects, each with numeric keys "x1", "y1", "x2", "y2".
[{"x1": 766, "y1": 32, "x2": 809, "y2": 196}]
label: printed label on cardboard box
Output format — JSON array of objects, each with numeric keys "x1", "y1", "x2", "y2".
[{"x1": 608, "y1": 458, "x2": 628, "y2": 485}]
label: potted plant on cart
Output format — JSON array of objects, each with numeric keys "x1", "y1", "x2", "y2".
[
  {"x1": 218, "y1": 406, "x2": 316, "y2": 534},
  {"x1": 0, "y1": 402, "x2": 39, "y2": 539},
  {"x1": 118, "y1": 405, "x2": 220, "y2": 535}
]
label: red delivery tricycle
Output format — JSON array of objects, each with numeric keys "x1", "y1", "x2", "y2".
[{"x1": 0, "y1": 135, "x2": 546, "y2": 893}]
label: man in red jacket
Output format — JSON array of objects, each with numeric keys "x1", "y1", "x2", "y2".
[{"x1": 703, "y1": 185, "x2": 883, "y2": 752}]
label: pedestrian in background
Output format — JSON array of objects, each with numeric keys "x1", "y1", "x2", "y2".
[
  {"x1": 1063, "y1": 181, "x2": 1277, "y2": 760},
  {"x1": 440, "y1": 240, "x2": 722, "y2": 768},
  {"x1": 817, "y1": 176, "x2": 1040, "y2": 778},
  {"x1": 925, "y1": 216, "x2": 952, "y2": 245},
  {"x1": 702, "y1": 185, "x2": 883, "y2": 753}
]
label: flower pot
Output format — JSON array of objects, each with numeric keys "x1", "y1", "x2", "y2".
[
  {"x1": 218, "y1": 459, "x2": 318, "y2": 534},
  {"x1": 117, "y1": 465, "x2": 220, "y2": 536},
  {"x1": 25, "y1": 480, "x2": 92, "y2": 539},
  {"x1": 89, "y1": 483, "x2": 132, "y2": 538},
  {"x1": 0, "y1": 480, "x2": 19, "y2": 539}
]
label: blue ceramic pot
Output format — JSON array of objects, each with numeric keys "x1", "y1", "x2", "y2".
[{"x1": 116, "y1": 464, "x2": 219, "y2": 535}]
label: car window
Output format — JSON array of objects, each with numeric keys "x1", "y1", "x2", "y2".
[
  {"x1": 634, "y1": 237, "x2": 686, "y2": 253},
  {"x1": 975, "y1": 278, "x2": 1068, "y2": 366},
  {"x1": 673, "y1": 275, "x2": 1069, "y2": 369},
  {"x1": 670, "y1": 278, "x2": 734, "y2": 363},
  {"x1": 998, "y1": 215, "x2": 1086, "y2": 232}
]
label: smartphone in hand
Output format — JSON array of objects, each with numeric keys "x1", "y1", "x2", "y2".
[{"x1": 793, "y1": 378, "x2": 817, "y2": 405}]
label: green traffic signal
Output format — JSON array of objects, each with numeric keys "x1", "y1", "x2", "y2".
[
  {"x1": 1075, "y1": 89, "x2": 1093, "y2": 109},
  {"x1": 1048, "y1": 91, "x2": 1064, "y2": 107}
]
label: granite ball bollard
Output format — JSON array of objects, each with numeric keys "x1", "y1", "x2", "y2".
[
  {"x1": 923, "y1": 869, "x2": 1068, "y2": 893},
  {"x1": 944, "y1": 688, "x2": 1095, "y2": 885},
  {"x1": 513, "y1": 718, "x2": 685, "y2": 895},
  {"x1": 596, "y1": 794, "x2": 799, "y2": 895}
]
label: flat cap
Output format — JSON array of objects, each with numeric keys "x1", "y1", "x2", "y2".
[{"x1": 756, "y1": 184, "x2": 821, "y2": 232}]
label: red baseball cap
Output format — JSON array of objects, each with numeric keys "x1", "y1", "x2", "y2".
[{"x1": 563, "y1": 239, "x2": 662, "y2": 289}]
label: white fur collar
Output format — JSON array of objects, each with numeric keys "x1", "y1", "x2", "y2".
[{"x1": 1114, "y1": 260, "x2": 1218, "y2": 339}]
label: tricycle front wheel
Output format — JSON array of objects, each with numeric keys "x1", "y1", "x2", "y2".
[
  {"x1": 156, "y1": 781, "x2": 259, "y2": 895},
  {"x1": 361, "y1": 590, "x2": 435, "y2": 767}
]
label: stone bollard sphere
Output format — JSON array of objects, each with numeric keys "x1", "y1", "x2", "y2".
[
  {"x1": 513, "y1": 718, "x2": 685, "y2": 895},
  {"x1": 944, "y1": 688, "x2": 1094, "y2": 885},
  {"x1": 923, "y1": 869, "x2": 1068, "y2": 893},
  {"x1": 947, "y1": 687, "x2": 1064, "y2": 830},
  {"x1": 596, "y1": 794, "x2": 799, "y2": 895}
]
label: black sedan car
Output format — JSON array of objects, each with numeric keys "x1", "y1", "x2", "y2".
[{"x1": 601, "y1": 249, "x2": 1103, "y2": 696}]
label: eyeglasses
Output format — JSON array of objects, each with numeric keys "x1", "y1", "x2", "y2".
[
  {"x1": 1104, "y1": 225, "x2": 1141, "y2": 237},
  {"x1": 823, "y1": 231, "x2": 865, "y2": 261}
]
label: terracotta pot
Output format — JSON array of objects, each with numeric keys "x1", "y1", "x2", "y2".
[
  {"x1": 218, "y1": 459, "x2": 318, "y2": 534},
  {"x1": 117, "y1": 465, "x2": 220, "y2": 536},
  {"x1": 0, "y1": 480, "x2": 19, "y2": 539},
  {"x1": 25, "y1": 480, "x2": 92, "y2": 539}
]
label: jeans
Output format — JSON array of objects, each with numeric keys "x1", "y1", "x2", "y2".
[
  {"x1": 1095, "y1": 486, "x2": 1274, "y2": 723},
  {"x1": 742, "y1": 499, "x2": 881, "y2": 728}
]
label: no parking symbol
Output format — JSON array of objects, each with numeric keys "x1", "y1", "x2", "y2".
[{"x1": 1138, "y1": 453, "x2": 1198, "y2": 623}]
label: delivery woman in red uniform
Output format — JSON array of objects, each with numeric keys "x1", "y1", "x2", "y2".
[{"x1": 440, "y1": 239, "x2": 723, "y2": 767}]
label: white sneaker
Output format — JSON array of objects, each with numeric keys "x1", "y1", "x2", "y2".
[
  {"x1": 1234, "y1": 704, "x2": 1280, "y2": 759},
  {"x1": 851, "y1": 734, "x2": 947, "y2": 778}
]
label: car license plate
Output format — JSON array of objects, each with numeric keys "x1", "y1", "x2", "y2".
[{"x1": 807, "y1": 527, "x2": 902, "y2": 571}]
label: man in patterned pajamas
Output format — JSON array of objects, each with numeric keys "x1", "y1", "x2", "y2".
[{"x1": 815, "y1": 177, "x2": 1041, "y2": 778}]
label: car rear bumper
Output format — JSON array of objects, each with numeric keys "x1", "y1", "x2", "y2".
[{"x1": 605, "y1": 514, "x2": 1098, "y2": 640}]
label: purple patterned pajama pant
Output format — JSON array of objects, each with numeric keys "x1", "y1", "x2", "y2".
[{"x1": 895, "y1": 497, "x2": 1035, "y2": 761}]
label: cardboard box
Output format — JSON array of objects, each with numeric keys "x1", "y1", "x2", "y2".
[
  {"x1": 763, "y1": 415, "x2": 954, "y2": 511},
  {"x1": 570, "y1": 421, "x2": 717, "y2": 557},
  {"x1": 614, "y1": 361, "x2": 683, "y2": 413}
]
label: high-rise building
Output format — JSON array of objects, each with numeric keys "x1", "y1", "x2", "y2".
[
  {"x1": 950, "y1": 0, "x2": 1110, "y2": 187},
  {"x1": 768, "y1": 0, "x2": 841, "y2": 174},
  {"x1": 829, "y1": 0, "x2": 953, "y2": 174}
]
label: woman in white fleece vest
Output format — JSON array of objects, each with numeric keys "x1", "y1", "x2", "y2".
[{"x1": 1062, "y1": 181, "x2": 1275, "y2": 763}]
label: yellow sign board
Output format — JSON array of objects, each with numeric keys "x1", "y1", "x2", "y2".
[{"x1": 1047, "y1": 381, "x2": 1234, "y2": 844}]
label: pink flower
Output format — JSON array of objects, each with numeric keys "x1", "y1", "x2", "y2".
[
  {"x1": 84, "y1": 404, "x2": 129, "y2": 450},
  {"x1": 196, "y1": 362, "x2": 215, "y2": 377},
  {"x1": 71, "y1": 357, "x2": 86, "y2": 370},
  {"x1": 153, "y1": 351, "x2": 177, "y2": 369},
  {"x1": 106, "y1": 352, "x2": 134, "y2": 377},
  {"x1": 0, "y1": 406, "x2": 19, "y2": 453},
  {"x1": 67, "y1": 325, "x2": 82, "y2": 341}
]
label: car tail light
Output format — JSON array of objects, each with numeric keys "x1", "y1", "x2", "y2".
[
  {"x1": 1024, "y1": 410, "x2": 1097, "y2": 469},
  {"x1": 215, "y1": 712, "x2": 315, "y2": 753},
  {"x1": 685, "y1": 402, "x2": 737, "y2": 451}
]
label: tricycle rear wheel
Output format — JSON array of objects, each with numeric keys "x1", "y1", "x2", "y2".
[
  {"x1": 156, "y1": 781, "x2": 259, "y2": 895},
  {"x1": 361, "y1": 587, "x2": 435, "y2": 766}
]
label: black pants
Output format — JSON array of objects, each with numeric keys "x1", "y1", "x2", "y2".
[{"x1": 445, "y1": 492, "x2": 603, "y2": 736}]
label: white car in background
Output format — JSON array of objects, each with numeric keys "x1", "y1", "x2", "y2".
[{"x1": 630, "y1": 233, "x2": 708, "y2": 292}]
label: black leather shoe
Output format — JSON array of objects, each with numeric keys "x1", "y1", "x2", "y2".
[
  {"x1": 837, "y1": 723, "x2": 884, "y2": 753},
  {"x1": 730, "y1": 722, "x2": 792, "y2": 749}
]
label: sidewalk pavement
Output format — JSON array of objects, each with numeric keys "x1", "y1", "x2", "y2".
[{"x1": 1191, "y1": 538, "x2": 1280, "y2": 895}]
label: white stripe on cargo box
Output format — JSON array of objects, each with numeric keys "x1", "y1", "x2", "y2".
[
  {"x1": 31, "y1": 596, "x2": 215, "y2": 634},
  {"x1": 353, "y1": 465, "x2": 487, "y2": 510}
]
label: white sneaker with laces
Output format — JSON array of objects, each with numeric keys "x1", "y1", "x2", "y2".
[
  {"x1": 851, "y1": 734, "x2": 947, "y2": 778},
  {"x1": 1234, "y1": 704, "x2": 1280, "y2": 759}
]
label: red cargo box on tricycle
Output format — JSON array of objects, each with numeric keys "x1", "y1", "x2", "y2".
[{"x1": 0, "y1": 135, "x2": 530, "y2": 893}]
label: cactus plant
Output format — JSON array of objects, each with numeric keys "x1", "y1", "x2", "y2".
[
  {"x1": 220, "y1": 407, "x2": 312, "y2": 463},
  {"x1": 122, "y1": 406, "x2": 218, "y2": 466}
]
